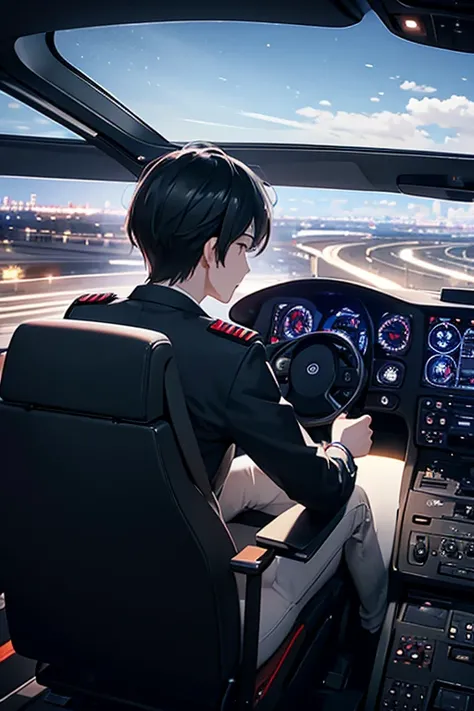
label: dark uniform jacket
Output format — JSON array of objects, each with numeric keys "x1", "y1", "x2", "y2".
[{"x1": 65, "y1": 284, "x2": 356, "y2": 512}]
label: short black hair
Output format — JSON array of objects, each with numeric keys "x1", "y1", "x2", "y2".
[{"x1": 125, "y1": 143, "x2": 273, "y2": 285}]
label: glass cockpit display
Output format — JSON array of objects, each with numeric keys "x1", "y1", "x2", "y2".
[
  {"x1": 269, "y1": 299, "x2": 369, "y2": 354},
  {"x1": 322, "y1": 307, "x2": 369, "y2": 355},
  {"x1": 424, "y1": 316, "x2": 474, "y2": 390},
  {"x1": 269, "y1": 303, "x2": 321, "y2": 343}
]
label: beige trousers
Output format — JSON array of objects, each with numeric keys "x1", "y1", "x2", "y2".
[{"x1": 220, "y1": 454, "x2": 403, "y2": 667}]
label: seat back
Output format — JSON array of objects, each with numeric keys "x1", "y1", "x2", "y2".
[{"x1": 0, "y1": 320, "x2": 240, "y2": 710}]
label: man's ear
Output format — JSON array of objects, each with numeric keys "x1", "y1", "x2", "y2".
[{"x1": 201, "y1": 237, "x2": 218, "y2": 268}]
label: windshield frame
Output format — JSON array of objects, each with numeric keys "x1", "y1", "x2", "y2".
[{"x1": 0, "y1": 27, "x2": 473, "y2": 198}]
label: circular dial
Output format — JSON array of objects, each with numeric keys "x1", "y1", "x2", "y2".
[
  {"x1": 376, "y1": 362, "x2": 405, "y2": 387},
  {"x1": 425, "y1": 354, "x2": 457, "y2": 387},
  {"x1": 282, "y1": 305, "x2": 314, "y2": 340},
  {"x1": 378, "y1": 315, "x2": 411, "y2": 354},
  {"x1": 428, "y1": 322, "x2": 461, "y2": 354},
  {"x1": 322, "y1": 308, "x2": 368, "y2": 354}
]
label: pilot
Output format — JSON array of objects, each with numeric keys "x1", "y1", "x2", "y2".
[{"x1": 66, "y1": 144, "x2": 390, "y2": 666}]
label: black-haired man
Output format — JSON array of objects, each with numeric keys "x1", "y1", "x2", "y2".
[{"x1": 66, "y1": 144, "x2": 390, "y2": 666}]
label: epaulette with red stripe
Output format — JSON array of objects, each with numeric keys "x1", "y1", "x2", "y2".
[
  {"x1": 64, "y1": 292, "x2": 118, "y2": 318},
  {"x1": 207, "y1": 319, "x2": 260, "y2": 345}
]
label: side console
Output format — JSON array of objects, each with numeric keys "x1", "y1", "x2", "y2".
[
  {"x1": 398, "y1": 397, "x2": 474, "y2": 586},
  {"x1": 377, "y1": 600, "x2": 474, "y2": 710}
]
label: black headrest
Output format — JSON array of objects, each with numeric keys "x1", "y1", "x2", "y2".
[{"x1": 0, "y1": 320, "x2": 173, "y2": 422}]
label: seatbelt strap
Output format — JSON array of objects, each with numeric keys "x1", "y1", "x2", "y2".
[{"x1": 163, "y1": 360, "x2": 221, "y2": 516}]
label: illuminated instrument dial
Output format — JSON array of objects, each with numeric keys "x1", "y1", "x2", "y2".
[
  {"x1": 323, "y1": 308, "x2": 368, "y2": 354},
  {"x1": 378, "y1": 315, "x2": 411, "y2": 354},
  {"x1": 428, "y1": 322, "x2": 461, "y2": 354},
  {"x1": 376, "y1": 361, "x2": 405, "y2": 387},
  {"x1": 425, "y1": 355, "x2": 457, "y2": 387},
  {"x1": 282, "y1": 305, "x2": 314, "y2": 340}
]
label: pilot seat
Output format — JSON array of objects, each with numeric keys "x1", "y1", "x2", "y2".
[{"x1": 0, "y1": 319, "x2": 357, "y2": 711}]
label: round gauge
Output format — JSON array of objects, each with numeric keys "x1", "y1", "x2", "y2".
[
  {"x1": 376, "y1": 361, "x2": 405, "y2": 388},
  {"x1": 282, "y1": 305, "x2": 314, "y2": 340},
  {"x1": 322, "y1": 308, "x2": 368, "y2": 354},
  {"x1": 428, "y1": 322, "x2": 461, "y2": 354},
  {"x1": 425, "y1": 354, "x2": 457, "y2": 388},
  {"x1": 378, "y1": 315, "x2": 411, "y2": 354}
]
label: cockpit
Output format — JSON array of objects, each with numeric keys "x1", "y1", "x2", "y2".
[{"x1": 3, "y1": 1, "x2": 474, "y2": 710}]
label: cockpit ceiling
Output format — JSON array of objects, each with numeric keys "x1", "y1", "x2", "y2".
[
  {"x1": 3, "y1": 0, "x2": 474, "y2": 55},
  {"x1": 0, "y1": 0, "x2": 365, "y2": 38}
]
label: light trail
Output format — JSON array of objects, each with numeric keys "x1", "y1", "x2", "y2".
[
  {"x1": 297, "y1": 242, "x2": 403, "y2": 291},
  {"x1": 399, "y1": 247, "x2": 474, "y2": 284}
]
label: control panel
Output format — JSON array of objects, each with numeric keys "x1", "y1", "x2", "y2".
[
  {"x1": 399, "y1": 454, "x2": 474, "y2": 587},
  {"x1": 417, "y1": 397, "x2": 474, "y2": 450},
  {"x1": 393, "y1": 635, "x2": 434, "y2": 669},
  {"x1": 377, "y1": 603, "x2": 474, "y2": 711},
  {"x1": 448, "y1": 612, "x2": 474, "y2": 647},
  {"x1": 380, "y1": 680, "x2": 427, "y2": 710}
]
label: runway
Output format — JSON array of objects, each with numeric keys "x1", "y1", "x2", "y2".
[{"x1": 2, "y1": 235, "x2": 474, "y2": 349}]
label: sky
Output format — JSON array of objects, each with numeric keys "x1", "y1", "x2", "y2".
[{"x1": 50, "y1": 11, "x2": 474, "y2": 153}]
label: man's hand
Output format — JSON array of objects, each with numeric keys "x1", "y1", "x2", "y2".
[{"x1": 331, "y1": 412, "x2": 373, "y2": 458}]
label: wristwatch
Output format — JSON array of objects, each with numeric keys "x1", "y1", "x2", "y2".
[{"x1": 324, "y1": 441, "x2": 358, "y2": 480}]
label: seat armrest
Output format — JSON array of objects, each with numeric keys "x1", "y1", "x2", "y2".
[
  {"x1": 256, "y1": 504, "x2": 345, "y2": 562},
  {"x1": 230, "y1": 545, "x2": 275, "y2": 576}
]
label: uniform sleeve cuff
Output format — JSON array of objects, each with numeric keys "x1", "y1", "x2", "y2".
[{"x1": 324, "y1": 442, "x2": 357, "y2": 479}]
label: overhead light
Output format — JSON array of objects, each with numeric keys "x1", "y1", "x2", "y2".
[{"x1": 398, "y1": 16, "x2": 426, "y2": 36}]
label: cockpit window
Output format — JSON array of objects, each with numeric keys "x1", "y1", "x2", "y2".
[
  {"x1": 0, "y1": 91, "x2": 82, "y2": 140},
  {"x1": 55, "y1": 12, "x2": 474, "y2": 154},
  {"x1": 1, "y1": 176, "x2": 474, "y2": 350}
]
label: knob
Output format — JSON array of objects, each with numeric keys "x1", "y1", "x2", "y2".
[
  {"x1": 442, "y1": 539, "x2": 459, "y2": 558},
  {"x1": 274, "y1": 357, "x2": 290, "y2": 373},
  {"x1": 413, "y1": 541, "x2": 429, "y2": 564}
]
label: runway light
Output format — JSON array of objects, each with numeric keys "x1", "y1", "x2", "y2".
[{"x1": 2, "y1": 265, "x2": 24, "y2": 281}]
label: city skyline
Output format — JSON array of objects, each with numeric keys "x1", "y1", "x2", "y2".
[{"x1": 2, "y1": 179, "x2": 474, "y2": 224}]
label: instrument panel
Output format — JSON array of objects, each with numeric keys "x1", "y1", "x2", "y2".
[
  {"x1": 251, "y1": 290, "x2": 415, "y2": 394},
  {"x1": 229, "y1": 278, "x2": 474, "y2": 466},
  {"x1": 267, "y1": 296, "x2": 412, "y2": 362},
  {"x1": 424, "y1": 315, "x2": 474, "y2": 390}
]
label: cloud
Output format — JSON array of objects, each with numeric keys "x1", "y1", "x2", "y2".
[
  {"x1": 239, "y1": 94, "x2": 474, "y2": 154},
  {"x1": 319, "y1": 100, "x2": 331, "y2": 107},
  {"x1": 407, "y1": 94, "x2": 474, "y2": 133},
  {"x1": 370, "y1": 97, "x2": 380, "y2": 102},
  {"x1": 365, "y1": 63, "x2": 374, "y2": 68},
  {"x1": 7, "y1": 102, "x2": 20, "y2": 109},
  {"x1": 243, "y1": 107, "x2": 433, "y2": 149},
  {"x1": 183, "y1": 118, "x2": 252, "y2": 130},
  {"x1": 400, "y1": 80, "x2": 437, "y2": 94},
  {"x1": 296, "y1": 106, "x2": 327, "y2": 119}
]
